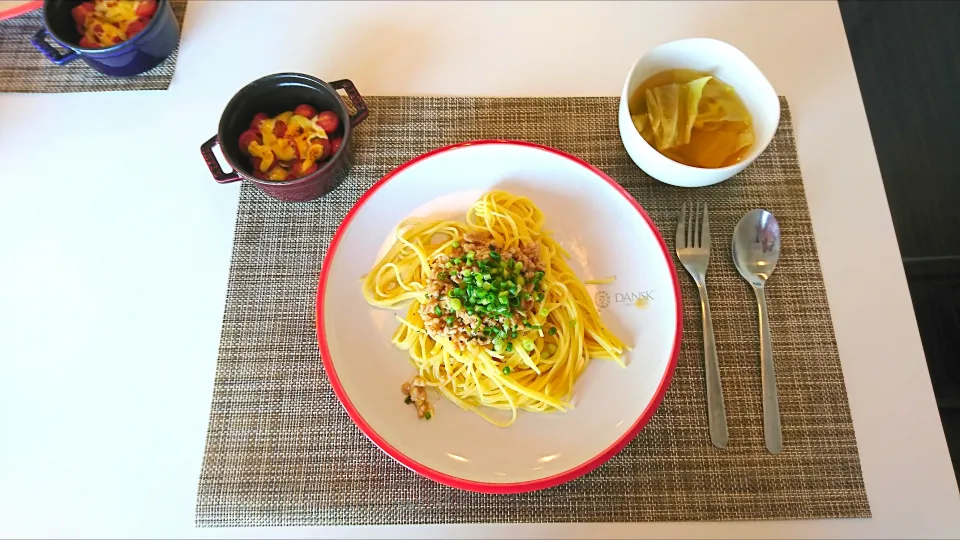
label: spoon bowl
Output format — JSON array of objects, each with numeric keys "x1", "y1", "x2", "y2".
[{"x1": 732, "y1": 209, "x2": 781, "y2": 286}]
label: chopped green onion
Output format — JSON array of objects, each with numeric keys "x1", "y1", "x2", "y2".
[
  {"x1": 445, "y1": 261, "x2": 453, "y2": 268},
  {"x1": 569, "y1": 319, "x2": 577, "y2": 327},
  {"x1": 534, "y1": 271, "x2": 545, "y2": 280},
  {"x1": 474, "y1": 274, "x2": 484, "y2": 286},
  {"x1": 404, "y1": 395, "x2": 412, "y2": 404},
  {"x1": 466, "y1": 305, "x2": 476, "y2": 315},
  {"x1": 539, "y1": 307, "x2": 549, "y2": 317},
  {"x1": 510, "y1": 329, "x2": 518, "y2": 339},
  {"x1": 522, "y1": 339, "x2": 535, "y2": 352},
  {"x1": 549, "y1": 327, "x2": 558, "y2": 336},
  {"x1": 497, "y1": 296, "x2": 509, "y2": 306},
  {"x1": 434, "y1": 306, "x2": 443, "y2": 316},
  {"x1": 498, "y1": 290, "x2": 509, "y2": 297},
  {"x1": 523, "y1": 293, "x2": 532, "y2": 301},
  {"x1": 489, "y1": 244, "x2": 497, "y2": 251},
  {"x1": 509, "y1": 296, "x2": 520, "y2": 307},
  {"x1": 505, "y1": 341, "x2": 514, "y2": 353},
  {"x1": 514, "y1": 261, "x2": 524, "y2": 271},
  {"x1": 437, "y1": 272, "x2": 447, "y2": 280},
  {"x1": 483, "y1": 273, "x2": 492, "y2": 281},
  {"x1": 425, "y1": 411, "x2": 432, "y2": 420},
  {"x1": 493, "y1": 337, "x2": 505, "y2": 352},
  {"x1": 452, "y1": 258, "x2": 461, "y2": 265},
  {"x1": 446, "y1": 316, "x2": 456, "y2": 325},
  {"x1": 466, "y1": 250, "x2": 475, "y2": 259},
  {"x1": 536, "y1": 293, "x2": 544, "y2": 301},
  {"x1": 482, "y1": 282, "x2": 492, "y2": 291},
  {"x1": 503, "y1": 365, "x2": 511, "y2": 375},
  {"x1": 449, "y1": 298, "x2": 462, "y2": 311},
  {"x1": 451, "y1": 241, "x2": 460, "y2": 248},
  {"x1": 489, "y1": 251, "x2": 501, "y2": 260},
  {"x1": 516, "y1": 276, "x2": 525, "y2": 286}
]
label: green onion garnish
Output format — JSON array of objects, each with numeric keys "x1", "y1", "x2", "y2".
[
  {"x1": 451, "y1": 241, "x2": 460, "y2": 248},
  {"x1": 449, "y1": 298, "x2": 462, "y2": 311},
  {"x1": 505, "y1": 341, "x2": 514, "y2": 352},
  {"x1": 522, "y1": 339, "x2": 535, "y2": 352},
  {"x1": 549, "y1": 327, "x2": 557, "y2": 335},
  {"x1": 503, "y1": 365, "x2": 511, "y2": 375},
  {"x1": 404, "y1": 395, "x2": 412, "y2": 404},
  {"x1": 434, "y1": 306, "x2": 442, "y2": 316},
  {"x1": 446, "y1": 316, "x2": 456, "y2": 325},
  {"x1": 424, "y1": 411, "x2": 432, "y2": 420},
  {"x1": 514, "y1": 261, "x2": 523, "y2": 270},
  {"x1": 493, "y1": 337, "x2": 505, "y2": 352},
  {"x1": 489, "y1": 251, "x2": 500, "y2": 260}
]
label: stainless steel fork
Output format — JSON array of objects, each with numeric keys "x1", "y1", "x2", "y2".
[{"x1": 676, "y1": 202, "x2": 729, "y2": 449}]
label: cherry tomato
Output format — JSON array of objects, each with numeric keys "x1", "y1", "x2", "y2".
[
  {"x1": 330, "y1": 137, "x2": 343, "y2": 156},
  {"x1": 126, "y1": 18, "x2": 148, "y2": 37},
  {"x1": 71, "y1": 2, "x2": 93, "y2": 25},
  {"x1": 314, "y1": 111, "x2": 339, "y2": 133},
  {"x1": 238, "y1": 130, "x2": 259, "y2": 155},
  {"x1": 290, "y1": 162, "x2": 319, "y2": 178},
  {"x1": 294, "y1": 104, "x2": 317, "y2": 118},
  {"x1": 135, "y1": 0, "x2": 158, "y2": 18},
  {"x1": 79, "y1": 37, "x2": 100, "y2": 49},
  {"x1": 249, "y1": 113, "x2": 269, "y2": 131},
  {"x1": 272, "y1": 120, "x2": 287, "y2": 139}
]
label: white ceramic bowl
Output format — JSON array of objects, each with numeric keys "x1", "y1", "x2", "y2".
[
  {"x1": 317, "y1": 140, "x2": 682, "y2": 493},
  {"x1": 618, "y1": 38, "x2": 780, "y2": 188}
]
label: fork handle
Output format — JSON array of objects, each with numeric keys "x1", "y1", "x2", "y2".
[
  {"x1": 697, "y1": 282, "x2": 728, "y2": 448},
  {"x1": 754, "y1": 285, "x2": 782, "y2": 454}
]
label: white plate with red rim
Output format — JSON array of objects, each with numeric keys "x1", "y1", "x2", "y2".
[
  {"x1": 317, "y1": 140, "x2": 682, "y2": 493},
  {"x1": 0, "y1": 0, "x2": 41, "y2": 20}
]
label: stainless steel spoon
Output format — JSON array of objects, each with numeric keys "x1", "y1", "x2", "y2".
[{"x1": 732, "y1": 209, "x2": 783, "y2": 455}]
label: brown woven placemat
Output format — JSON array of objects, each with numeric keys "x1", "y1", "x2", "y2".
[
  {"x1": 195, "y1": 96, "x2": 870, "y2": 526},
  {"x1": 0, "y1": 0, "x2": 186, "y2": 93}
]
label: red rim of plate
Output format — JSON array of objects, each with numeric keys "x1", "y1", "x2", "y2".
[
  {"x1": 0, "y1": 0, "x2": 41, "y2": 21},
  {"x1": 316, "y1": 140, "x2": 683, "y2": 494}
]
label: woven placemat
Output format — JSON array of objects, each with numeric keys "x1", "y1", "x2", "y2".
[
  {"x1": 196, "y1": 96, "x2": 870, "y2": 526},
  {"x1": 0, "y1": 0, "x2": 186, "y2": 93}
]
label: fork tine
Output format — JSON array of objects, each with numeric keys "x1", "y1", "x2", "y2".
[
  {"x1": 677, "y1": 202, "x2": 687, "y2": 249},
  {"x1": 701, "y1": 202, "x2": 710, "y2": 250},
  {"x1": 693, "y1": 202, "x2": 700, "y2": 248},
  {"x1": 687, "y1": 202, "x2": 695, "y2": 249}
]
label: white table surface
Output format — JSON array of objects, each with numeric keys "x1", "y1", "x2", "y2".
[{"x1": 1, "y1": 1, "x2": 958, "y2": 538}]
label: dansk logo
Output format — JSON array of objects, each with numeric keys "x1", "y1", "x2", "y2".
[{"x1": 593, "y1": 289, "x2": 655, "y2": 310}]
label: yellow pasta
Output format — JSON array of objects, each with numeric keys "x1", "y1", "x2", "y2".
[{"x1": 361, "y1": 190, "x2": 628, "y2": 427}]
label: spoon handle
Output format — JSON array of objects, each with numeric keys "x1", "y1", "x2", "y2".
[
  {"x1": 754, "y1": 286, "x2": 782, "y2": 454},
  {"x1": 697, "y1": 281, "x2": 728, "y2": 449}
]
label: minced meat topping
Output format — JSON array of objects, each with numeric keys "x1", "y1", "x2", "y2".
[{"x1": 418, "y1": 233, "x2": 547, "y2": 352}]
